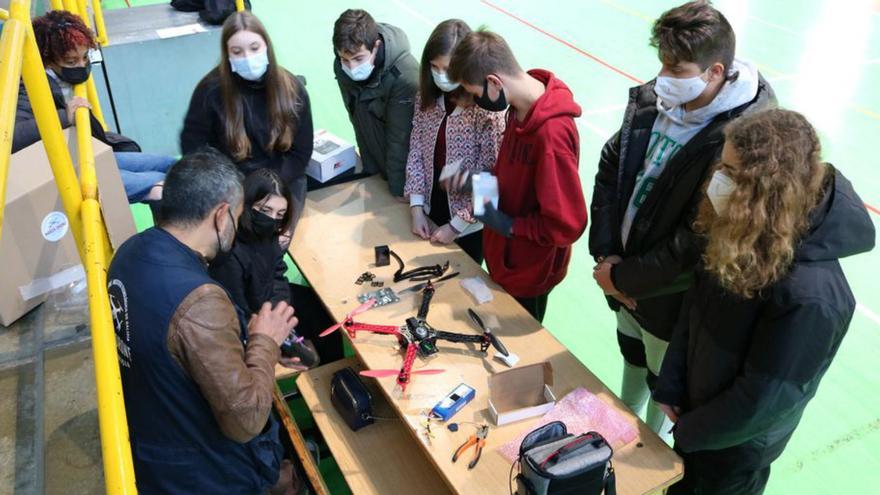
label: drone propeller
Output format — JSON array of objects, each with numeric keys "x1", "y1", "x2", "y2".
[
  {"x1": 359, "y1": 369, "x2": 445, "y2": 378},
  {"x1": 485, "y1": 331, "x2": 510, "y2": 357},
  {"x1": 319, "y1": 299, "x2": 377, "y2": 337},
  {"x1": 468, "y1": 308, "x2": 510, "y2": 357}
]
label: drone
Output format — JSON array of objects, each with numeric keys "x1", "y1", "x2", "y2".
[{"x1": 320, "y1": 282, "x2": 510, "y2": 392}]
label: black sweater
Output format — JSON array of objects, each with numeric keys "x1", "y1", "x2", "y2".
[
  {"x1": 208, "y1": 233, "x2": 290, "y2": 315},
  {"x1": 181, "y1": 69, "x2": 313, "y2": 185},
  {"x1": 654, "y1": 167, "x2": 875, "y2": 458}
]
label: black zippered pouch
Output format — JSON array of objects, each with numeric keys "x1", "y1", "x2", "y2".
[
  {"x1": 514, "y1": 421, "x2": 616, "y2": 495},
  {"x1": 330, "y1": 367, "x2": 375, "y2": 431}
]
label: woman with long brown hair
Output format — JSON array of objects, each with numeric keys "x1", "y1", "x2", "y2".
[
  {"x1": 403, "y1": 19, "x2": 505, "y2": 263},
  {"x1": 654, "y1": 109, "x2": 875, "y2": 494},
  {"x1": 181, "y1": 11, "x2": 313, "y2": 230}
]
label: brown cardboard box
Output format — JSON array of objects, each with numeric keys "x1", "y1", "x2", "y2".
[
  {"x1": 0, "y1": 131, "x2": 136, "y2": 326},
  {"x1": 488, "y1": 362, "x2": 557, "y2": 426}
]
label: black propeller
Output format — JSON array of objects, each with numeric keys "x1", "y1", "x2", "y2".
[{"x1": 468, "y1": 308, "x2": 509, "y2": 357}]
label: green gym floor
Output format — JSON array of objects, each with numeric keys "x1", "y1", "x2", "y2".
[{"x1": 114, "y1": 0, "x2": 880, "y2": 493}]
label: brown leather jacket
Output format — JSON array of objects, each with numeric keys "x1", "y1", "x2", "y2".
[{"x1": 166, "y1": 283, "x2": 279, "y2": 443}]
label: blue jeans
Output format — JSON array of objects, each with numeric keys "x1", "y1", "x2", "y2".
[{"x1": 114, "y1": 152, "x2": 176, "y2": 203}]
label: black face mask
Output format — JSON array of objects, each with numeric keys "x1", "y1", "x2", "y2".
[
  {"x1": 58, "y1": 65, "x2": 91, "y2": 85},
  {"x1": 251, "y1": 210, "x2": 281, "y2": 240},
  {"x1": 474, "y1": 78, "x2": 508, "y2": 112}
]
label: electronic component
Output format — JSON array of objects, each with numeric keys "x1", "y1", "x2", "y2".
[
  {"x1": 374, "y1": 245, "x2": 390, "y2": 267},
  {"x1": 431, "y1": 383, "x2": 476, "y2": 422},
  {"x1": 357, "y1": 287, "x2": 399, "y2": 307},
  {"x1": 280, "y1": 331, "x2": 320, "y2": 368}
]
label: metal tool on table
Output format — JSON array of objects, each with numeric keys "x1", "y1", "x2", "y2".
[{"x1": 453, "y1": 424, "x2": 489, "y2": 469}]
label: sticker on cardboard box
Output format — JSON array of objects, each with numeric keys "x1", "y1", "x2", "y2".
[{"x1": 41, "y1": 211, "x2": 69, "y2": 242}]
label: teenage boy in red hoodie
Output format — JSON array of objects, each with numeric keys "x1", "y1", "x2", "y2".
[{"x1": 448, "y1": 31, "x2": 587, "y2": 322}]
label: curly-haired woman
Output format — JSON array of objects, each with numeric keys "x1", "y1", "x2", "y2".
[{"x1": 654, "y1": 109, "x2": 875, "y2": 495}]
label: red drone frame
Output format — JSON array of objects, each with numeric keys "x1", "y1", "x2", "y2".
[{"x1": 320, "y1": 282, "x2": 509, "y2": 392}]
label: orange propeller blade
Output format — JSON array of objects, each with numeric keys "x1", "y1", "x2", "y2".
[
  {"x1": 319, "y1": 299, "x2": 378, "y2": 337},
  {"x1": 359, "y1": 369, "x2": 400, "y2": 378}
]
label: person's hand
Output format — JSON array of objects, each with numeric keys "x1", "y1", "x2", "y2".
[
  {"x1": 441, "y1": 169, "x2": 473, "y2": 194},
  {"x1": 658, "y1": 402, "x2": 681, "y2": 423},
  {"x1": 612, "y1": 293, "x2": 637, "y2": 311},
  {"x1": 602, "y1": 254, "x2": 623, "y2": 265},
  {"x1": 476, "y1": 200, "x2": 513, "y2": 237},
  {"x1": 411, "y1": 207, "x2": 433, "y2": 239},
  {"x1": 593, "y1": 256, "x2": 636, "y2": 309},
  {"x1": 65, "y1": 96, "x2": 91, "y2": 124},
  {"x1": 394, "y1": 196, "x2": 409, "y2": 204},
  {"x1": 279, "y1": 356, "x2": 309, "y2": 372},
  {"x1": 430, "y1": 224, "x2": 458, "y2": 244},
  {"x1": 278, "y1": 227, "x2": 293, "y2": 251},
  {"x1": 248, "y1": 301, "x2": 298, "y2": 346},
  {"x1": 592, "y1": 262, "x2": 619, "y2": 295}
]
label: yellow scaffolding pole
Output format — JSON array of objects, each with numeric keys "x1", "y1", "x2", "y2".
[
  {"x1": 75, "y1": 0, "x2": 92, "y2": 29},
  {"x1": 91, "y1": 0, "x2": 109, "y2": 46},
  {"x1": 85, "y1": 75, "x2": 108, "y2": 131},
  {"x1": 73, "y1": 83, "x2": 113, "y2": 259},
  {"x1": 0, "y1": 14, "x2": 26, "y2": 242},
  {"x1": 76, "y1": 82, "x2": 133, "y2": 490}
]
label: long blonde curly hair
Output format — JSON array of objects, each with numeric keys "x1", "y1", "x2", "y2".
[{"x1": 695, "y1": 109, "x2": 828, "y2": 298}]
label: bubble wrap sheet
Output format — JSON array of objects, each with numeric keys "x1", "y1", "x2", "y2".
[{"x1": 498, "y1": 387, "x2": 639, "y2": 462}]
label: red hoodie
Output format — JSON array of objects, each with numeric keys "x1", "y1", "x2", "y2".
[{"x1": 484, "y1": 70, "x2": 588, "y2": 298}]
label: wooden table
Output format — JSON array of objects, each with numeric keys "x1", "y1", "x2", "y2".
[{"x1": 284, "y1": 176, "x2": 683, "y2": 494}]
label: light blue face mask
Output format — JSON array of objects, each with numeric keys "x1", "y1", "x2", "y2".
[
  {"x1": 230, "y1": 50, "x2": 269, "y2": 81},
  {"x1": 431, "y1": 69, "x2": 460, "y2": 93},
  {"x1": 342, "y1": 57, "x2": 375, "y2": 82}
]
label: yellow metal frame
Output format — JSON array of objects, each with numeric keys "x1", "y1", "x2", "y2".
[{"x1": 1, "y1": 1, "x2": 136, "y2": 493}]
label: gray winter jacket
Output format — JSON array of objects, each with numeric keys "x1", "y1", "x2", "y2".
[{"x1": 333, "y1": 23, "x2": 419, "y2": 197}]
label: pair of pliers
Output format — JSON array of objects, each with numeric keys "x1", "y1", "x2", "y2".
[{"x1": 452, "y1": 425, "x2": 489, "y2": 469}]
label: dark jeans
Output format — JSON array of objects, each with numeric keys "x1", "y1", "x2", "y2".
[
  {"x1": 667, "y1": 440, "x2": 785, "y2": 495},
  {"x1": 515, "y1": 292, "x2": 550, "y2": 323},
  {"x1": 668, "y1": 463, "x2": 770, "y2": 495}
]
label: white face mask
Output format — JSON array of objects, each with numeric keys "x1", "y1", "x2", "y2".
[
  {"x1": 707, "y1": 170, "x2": 736, "y2": 214},
  {"x1": 431, "y1": 69, "x2": 460, "y2": 93},
  {"x1": 229, "y1": 50, "x2": 269, "y2": 81},
  {"x1": 342, "y1": 55, "x2": 375, "y2": 82},
  {"x1": 655, "y1": 70, "x2": 709, "y2": 108}
]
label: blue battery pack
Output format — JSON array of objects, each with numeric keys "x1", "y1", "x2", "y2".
[{"x1": 430, "y1": 383, "x2": 475, "y2": 422}]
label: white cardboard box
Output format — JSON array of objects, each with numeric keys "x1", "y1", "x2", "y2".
[
  {"x1": 307, "y1": 130, "x2": 357, "y2": 183},
  {"x1": 488, "y1": 362, "x2": 557, "y2": 426}
]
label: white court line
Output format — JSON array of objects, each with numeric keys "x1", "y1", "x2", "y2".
[
  {"x1": 392, "y1": 0, "x2": 435, "y2": 27},
  {"x1": 584, "y1": 103, "x2": 628, "y2": 116},
  {"x1": 856, "y1": 303, "x2": 880, "y2": 327},
  {"x1": 748, "y1": 15, "x2": 801, "y2": 36},
  {"x1": 579, "y1": 118, "x2": 612, "y2": 139}
]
